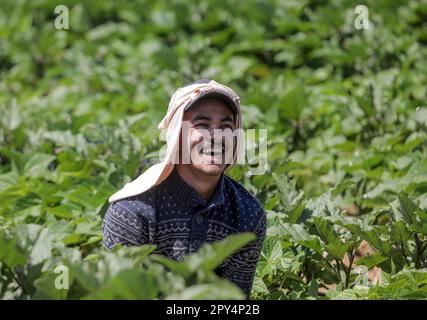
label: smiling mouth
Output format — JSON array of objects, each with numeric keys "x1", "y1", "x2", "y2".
[
  {"x1": 199, "y1": 144, "x2": 224, "y2": 157},
  {"x1": 195, "y1": 144, "x2": 226, "y2": 165},
  {"x1": 200, "y1": 148, "x2": 223, "y2": 157}
]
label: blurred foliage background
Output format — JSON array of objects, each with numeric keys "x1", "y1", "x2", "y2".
[{"x1": 0, "y1": 0, "x2": 427, "y2": 299}]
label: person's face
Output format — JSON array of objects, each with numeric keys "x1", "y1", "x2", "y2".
[{"x1": 181, "y1": 98, "x2": 236, "y2": 176}]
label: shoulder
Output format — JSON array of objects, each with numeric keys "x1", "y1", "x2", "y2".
[
  {"x1": 102, "y1": 189, "x2": 158, "y2": 248},
  {"x1": 104, "y1": 187, "x2": 157, "y2": 225},
  {"x1": 223, "y1": 174, "x2": 266, "y2": 232}
]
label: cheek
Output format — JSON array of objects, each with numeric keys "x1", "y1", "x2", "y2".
[{"x1": 189, "y1": 129, "x2": 204, "y2": 147}]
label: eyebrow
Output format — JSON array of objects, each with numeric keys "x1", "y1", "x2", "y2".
[
  {"x1": 192, "y1": 114, "x2": 235, "y2": 123},
  {"x1": 221, "y1": 115, "x2": 234, "y2": 123},
  {"x1": 192, "y1": 114, "x2": 211, "y2": 122}
]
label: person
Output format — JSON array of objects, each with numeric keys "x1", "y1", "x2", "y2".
[{"x1": 102, "y1": 79, "x2": 266, "y2": 298}]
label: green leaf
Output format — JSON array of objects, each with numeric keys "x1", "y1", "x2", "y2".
[
  {"x1": 0, "y1": 230, "x2": 28, "y2": 268},
  {"x1": 23, "y1": 153, "x2": 55, "y2": 178},
  {"x1": 84, "y1": 269, "x2": 158, "y2": 300},
  {"x1": 165, "y1": 279, "x2": 245, "y2": 300},
  {"x1": 185, "y1": 233, "x2": 256, "y2": 273},
  {"x1": 46, "y1": 206, "x2": 74, "y2": 219},
  {"x1": 30, "y1": 228, "x2": 54, "y2": 265},
  {"x1": 278, "y1": 223, "x2": 324, "y2": 255},
  {"x1": 288, "y1": 204, "x2": 306, "y2": 224},
  {"x1": 252, "y1": 276, "x2": 269, "y2": 294},
  {"x1": 329, "y1": 216, "x2": 395, "y2": 259},
  {"x1": 398, "y1": 195, "x2": 417, "y2": 225},
  {"x1": 306, "y1": 279, "x2": 318, "y2": 298},
  {"x1": 279, "y1": 86, "x2": 306, "y2": 120},
  {"x1": 150, "y1": 255, "x2": 192, "y2": 278},
  {"x1": 408, "y1": 223, "x2": 427, "y2": 235},
  {"x1": 262, "y1": 237, "x2": 282, "y2": 261},
  {"x1": 355, "y1": 252, "x2": 388, "y2": 269},
  {"x1": 313, "y1": 216, "x2": 336, "y2": 244},
  {"x1": 62, "y1": 233, "x2": 82, "y2": 245},
  {"x1": 325, "y1": 240, "x2": 352, "y2": 260},
  {"x1": 33, "y1": 270, "x2": 71, "y2": 300},
  {"x1": 409, "y1": 211, "x2": 427, "y2": 235},
  {"x1": 389, "y1": 220, "x2": 412, "y2": 253}
]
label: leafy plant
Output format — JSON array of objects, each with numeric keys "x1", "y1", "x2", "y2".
[{"x1": 1, "y1": 0, "x2": 427, "y2": 300}]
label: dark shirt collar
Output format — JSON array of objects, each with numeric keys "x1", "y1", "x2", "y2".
[{"x1": 161, "y1": 166, "x2": 225, "y2": 209}]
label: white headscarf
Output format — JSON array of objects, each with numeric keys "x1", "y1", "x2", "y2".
[{"x1": 108, "y1": 79, "x2": 243, "y2": 203}]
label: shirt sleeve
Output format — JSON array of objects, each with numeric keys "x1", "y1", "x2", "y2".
[
  {"x1": 102, "y1": 200, "x2": 150, "y2": 249},
  {"x1": 215, "y1": 212, "x2": 267, "y2": 299}
]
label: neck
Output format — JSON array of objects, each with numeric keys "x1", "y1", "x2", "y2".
[{"x1": 175, "y1": 165, "x2": 221, "y2": 201}]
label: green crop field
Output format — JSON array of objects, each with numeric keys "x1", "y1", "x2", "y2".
[{"x1": 1, "y1": 0, "x2": 427, "y2": 300}]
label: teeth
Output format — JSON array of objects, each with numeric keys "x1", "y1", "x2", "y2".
[
  {"x1": 202, "y1": 152, "x2": 222, "y2": 157},
  {"x1": 204, "y1": 149, "x2": 222, "y2": 154},
  {"x1": 199, "y1": 146, "x2": 224, "y2": 156}
]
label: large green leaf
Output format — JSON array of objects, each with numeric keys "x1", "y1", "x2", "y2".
[
  {"x1": 355, "y1": 252, "x2": 388, "y2": 269},
  {"x1": 22, "y1": 153, "x2": 56, "y2": 178},
  {"x1": 185, "y1": 233, "x2": 256, "y2": 273},
  {"x1": 0, "y1": 230, "x2": 28, "y2": 269},
  {"x1": 313, "y1": 216, "x2": 336, "y2": 244},
  {"x1": 325, "y1": 241, "x2": 352, "y2": 260},
  {"x1": 84, "y1": 269, "x2": 158, "y2": 300},
  {"x1": 165, "y1": 279, "x2": 245, "y2": 300},
  {"x1": 397, "y1": 195, "x2": 417, "y2": 225},
  {"x1": 279, "y1": 86, "x2": 306, "y2": 120},
  {"x1": 278, "y1": 223, "x2": 324, "y2": 255},
  {"x1": 30, "y1": 228, "x2": 54, "y2": 265}
]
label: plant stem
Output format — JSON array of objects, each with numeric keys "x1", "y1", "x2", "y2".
[
  {"x1": 0, "y1": 260, "x2": 28, "y2": 296},
  {"x1": 413, "y1": 233, "x2": 422, "y2": 268},
  {"x1": 419, "y1": 242, "x2": 427, "y2": 256},
  {"x1": 344, "y1": 250, "x2": 355, "y2": 289},
  {"x1": 398, "y1": 232, "x2": 411, "y2": 266},
  {"x1": 335, "y1": 259, "x2": 342, "y2": 283}
]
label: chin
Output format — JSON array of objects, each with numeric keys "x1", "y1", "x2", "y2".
[
  {"x1": 189, "y1": 152, "x2": 227, "y2": 176},
  {"x1": 195, "y1": 163, "x2": 224, "y2": 176}
]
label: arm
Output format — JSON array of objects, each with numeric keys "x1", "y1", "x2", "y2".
[
  {"x1": 102, "y1": 200, "x2": 150, "y2": 249},
  {"x1": 215, "y1": 213, "x2": 267, "y2": 298}
]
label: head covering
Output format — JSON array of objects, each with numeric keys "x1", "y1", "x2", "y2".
[
  {"x1": 108, "y1": 79, "x2": 243, "y2": 203},
  {"x1": 183, "y1": 79, "x2": 239, "y2": 115}
]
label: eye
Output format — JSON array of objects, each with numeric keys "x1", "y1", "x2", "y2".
[
  {"x1": 221, "y1": 124, "x2": 234, "y2": 130},
  {"x1": 194, "y1": 123, "x2": 209, "y2": 129}
]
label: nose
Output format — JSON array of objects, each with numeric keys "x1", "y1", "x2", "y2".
[
  {"x1": 210, "y1": 124, "x2": 225, "y2": 137},
  {"x1": 203, "y1": 124, "x2": 220, "y2": 139}
]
